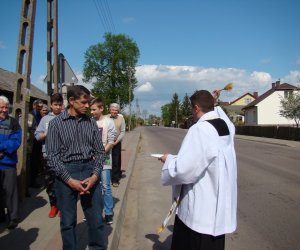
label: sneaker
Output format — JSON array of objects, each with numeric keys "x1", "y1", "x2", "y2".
[
  {"x1": 48, "y1": 206, "x2": 59, "y2": 218},
  {"x1": 58, "y1": 211, "x2": 61, "y2": 217},
  {"x1": 7, "y1": 219, "x2": 18, "y2": 230},
  {"x1": 105, "y1": 215, "x2": 113, "y2": 225},
  {"x1": 112, "y1": 182, "x2": 119, "y2": 188}
]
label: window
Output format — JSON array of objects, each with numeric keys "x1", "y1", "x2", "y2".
[
  {"x1": 284, "y1": 90, "x2": 293, "y2": 98},
  {"x1": 245, "y1": 98, "x2": 252, "y2": 104}
]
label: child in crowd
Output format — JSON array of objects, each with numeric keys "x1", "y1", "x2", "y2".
[
  {"x1": 90, "y1": 98, "x2": 116, "y2": 225},
  {"x1": 34, "y1": 93, "x2": 64, "y2": 218}
]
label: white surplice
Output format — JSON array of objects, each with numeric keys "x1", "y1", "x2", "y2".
[{"x1": 161, "y1": 106, "x2": 237, "y2": 236}]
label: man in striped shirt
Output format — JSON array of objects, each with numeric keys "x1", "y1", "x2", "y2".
[{"x1": 46, "y1": 85, "x2": 106, "y2": 250}]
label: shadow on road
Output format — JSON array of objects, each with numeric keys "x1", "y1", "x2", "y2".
[{"x1": 145, "y1": 225, "x2": 173, "y2": 250}]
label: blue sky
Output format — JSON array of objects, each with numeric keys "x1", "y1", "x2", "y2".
[{"x1": 1, "y1": 0, "x2": 300, "y2": 115}]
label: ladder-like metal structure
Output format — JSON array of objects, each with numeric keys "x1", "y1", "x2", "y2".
[{"x1": 13, "y1": 0, "x2": 58, "y2": 199}]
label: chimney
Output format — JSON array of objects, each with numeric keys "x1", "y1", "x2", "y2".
[
  {"x1": 253, "y1": 92, "x2": 258, "y2": 98},
  {"x1": 272, "y1": 82, "x2": 276, "y2": 89},
  {"x1": 276, "y1": 80, "x2": 280, "y2": 88}
]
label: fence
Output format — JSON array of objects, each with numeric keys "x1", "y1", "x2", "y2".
[{"x1": 235, "y1": 125, "x2": 300, "y2": 141}]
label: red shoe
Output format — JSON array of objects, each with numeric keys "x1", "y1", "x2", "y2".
[
  {"x1": 58, "y1": 211, "x2": 61, "y2": 217},
  {"x1": 48, "y1": 206, "x2": 58, "y2": 218}
]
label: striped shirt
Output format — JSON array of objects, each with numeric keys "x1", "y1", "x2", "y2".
[{"x1": 45, "y1": 110, "x2": 105, "y2": 182}]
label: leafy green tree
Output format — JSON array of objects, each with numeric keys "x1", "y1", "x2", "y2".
[
  {"x1": 279, "y1": 92, "x2": 300, "y2": 128},
  {"x1": 181, "y1": 93, "x2": 192, "y2": 119},
  {"x1": 161, "y1": 103, "x2": 172, "y2": 126},
  {"x1": 83, "y1": 33, "x2": 140, "y2": 108},
  {"x1": 170, "y1": 93, "x2": 181, "y2": 127}
]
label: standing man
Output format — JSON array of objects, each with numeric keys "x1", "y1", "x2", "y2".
[
  {"x1": 46, "y1": 86, "x2": 106, "y2": 249},
  {"x1": 34, "y1": 93, "x2": 64, "y2": 218},
  {"x1": 109, "y1": 103, "x2": 125, "y2": 187},
  {"x1": 90, "y1": 98, "x2": 116, "y2": 225},
  {"x1": 159, "y1": 90, "x2": 237, "y2": 250},
  {"x1": 29, "y1": 99, "x2": 44, "y2": 187},
  {"x1": 0, "y1": 95, "x2": 22, "y2": 230}
]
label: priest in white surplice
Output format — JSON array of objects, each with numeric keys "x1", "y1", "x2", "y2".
[{"x1": 159, "y1": 90, "x2": 237, "y2": 250}]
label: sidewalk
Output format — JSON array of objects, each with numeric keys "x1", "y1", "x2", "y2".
[
  {"x1": 235, "y1": 134, "x2": 300, "y2": 149},
  {"x1": 0, "y1": 128, "x2": 141, "y2": 250}
]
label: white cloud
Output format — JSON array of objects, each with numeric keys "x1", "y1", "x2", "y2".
[
  {"x1": 134, "y1": 64, "x2": 300, "y2": 115},
  {"x1": 136, "y1": 82, "x2": 153, "y2": 92}
]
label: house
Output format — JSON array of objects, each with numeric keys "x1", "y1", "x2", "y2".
[
  {"x1": 222, "y1": 92, "x2": 258, "y2": 124},
  {"x1": 243, "y1": 81, "x2": 300, "y2": 126}
]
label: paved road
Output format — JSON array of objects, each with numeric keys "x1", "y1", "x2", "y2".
[{"x1": 119, "y1": 126, "x2": 300, "y2": 250}]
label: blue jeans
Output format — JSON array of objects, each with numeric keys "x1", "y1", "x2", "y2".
[
  {"x1": 101, "y1": 169, "x2": 113, "y2": 215},
  {"x1": 55, "y1": 160, "x2": 105, "y2": 250}
]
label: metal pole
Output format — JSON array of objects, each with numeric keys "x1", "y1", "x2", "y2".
[{"x1": 128, "y1": 67, "x2": 132, "y2": 132}]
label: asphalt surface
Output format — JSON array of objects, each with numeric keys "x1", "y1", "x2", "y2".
[{"x1": 119, "y1": 126, "x2": 300, "y2": 250}]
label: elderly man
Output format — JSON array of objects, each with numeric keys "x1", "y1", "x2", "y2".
[
  {"x1": 0, "y1": 96, "x2": 22, "y2": 230},
  {"x1": 159, "y1": 90, "x2": 237, "y2": 250},
  {"x1": 109, "y1": 103, "x2": 126, "y2": 187}
]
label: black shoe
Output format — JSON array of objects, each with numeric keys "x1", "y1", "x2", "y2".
[
  {"x1": 7, "y1": 219, "x2": 18, "y2": 230},
  {"x1": 105, "y1": 215, "x2": 113, "y2": 225},
  {"x1": 30, "y1": 183, "x2": 42, "y2": 188},
  {"x1": 0, "y1": 215, "x2": 6, "y2": 223}
]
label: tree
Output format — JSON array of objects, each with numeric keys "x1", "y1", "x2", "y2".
[
  {"x1": 279, "y1": 92, "x2": 300, "y2": 128},
  {"x1": 170, "y1": 93, "x2": 181, "y2": 127},
  {"x1": 83, "y1": 33, "x2": 140, "y2": 108},
  {"x1": 181, "y1": 93, "x2": 192, "y2": 119},
  {"x1": 161, "y1": 103, "x2": 172, "y2": 126}
]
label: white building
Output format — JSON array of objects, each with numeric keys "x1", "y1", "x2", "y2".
[{"x1": 243, "y1": 81, "x2": 300, "y2": 126}]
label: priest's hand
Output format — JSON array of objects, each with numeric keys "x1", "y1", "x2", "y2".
[
  {"x1": 159, "y1": 154, "x2": 169, "y2": 163},
  {"x1": 212, "y1": 89, "x2": 221, "y2": 104}
]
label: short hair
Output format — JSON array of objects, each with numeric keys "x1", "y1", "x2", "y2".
[
  {"x1": 190, "y1": 90, "x2": 214, "y2": 113},
  {"x1": 90, "y1": 97, "x2": 104, "y2": 108},
  {"x1": 67, "y1": 85, "x2": 90, "y2": 102},
  {"x1": 110, "y1": 103, "x2": 120, "y2": 110},
  {"x1": 0, "y1": 95, "x2": 9, "y2": 105},
  {"x1": 50, "y1": 93, "x2": 63, "y2": 104},
  {"x1": 33, "y1": 99, "x2": 43, "y2": 105},
  {"x1": 41, "y1": 104, "x2": 50, "y2": 111}
]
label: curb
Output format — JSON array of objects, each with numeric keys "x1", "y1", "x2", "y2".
[{"x1": 108, "y1": 129, "x2": 141, "y2": 250}]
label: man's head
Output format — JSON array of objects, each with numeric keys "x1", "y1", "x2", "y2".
[
  {"x1": 90, "y1": 98, "x2": 104, "y2": 120},
  {"x1": 50, "y1": 93, "x2": 64, "y2": 115},
  {"x1": 0, "y1": 96, "x2": 9, "y2": 120},
  {"x1": 33, "y1": 99, "x2": 44, "y2": 112},
  {"x1": 190, "y1": 90, "x2": 214, "y2": 120},
  {"x1": 67, "y1": 85, "x2": 90, "y2": 116},
  {"x1": 109, "y1": 103, "x2": 120, "y2": 118},
  {"x1": 40, "y1": 104, "x2": 49, "y2": 117}
]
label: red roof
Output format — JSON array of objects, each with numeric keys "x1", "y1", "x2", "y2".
[{"x1": 243, "y1": 82, "x2": 299, "y2": 110}]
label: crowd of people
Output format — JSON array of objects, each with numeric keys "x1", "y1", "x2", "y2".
[
  {"x1": 0, "y1": 85, "x2": 237, "y2": 250},
  {"x1": 0, "y1": 85, "x2": 126, "y2": 238}
]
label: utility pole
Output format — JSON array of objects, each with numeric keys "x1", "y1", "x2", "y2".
[
  {"x1": 128, "y1": 67, "x2": 132, "y2": 131},
  {"x1": 47, "y1": 0, "x2": 59, "y2": 95},
  {"x1": 13, "y1": 0, "x2": 37, "y2": 200}
]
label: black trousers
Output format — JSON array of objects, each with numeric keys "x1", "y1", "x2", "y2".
[
  {"x1": 171, "y1": 215, "x2": 225, "y2": 250},
  {"x1": 42, "y1": 158, "x2": 56, "y2": 206},
  {"x1": 0, "y1": 168, "x2": 19, "y2": 221},
  {"x1": 30, "y1": 139, "x2": 43, "y2": 186},
  {"x1": 111, "y1": 141, "x2": 122, "y2": 183}
]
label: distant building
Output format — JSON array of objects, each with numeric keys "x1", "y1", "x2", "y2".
[
  {"x1": 243, "y1": 81, "x2": 300, "y2": 126},
  {"x1": 223, "y1": 92, "x2": 258, "y2": 124}
]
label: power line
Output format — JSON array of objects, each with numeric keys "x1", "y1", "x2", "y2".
[
  {"x1": 93, "y1": 0, "x2": 109, "y2": 33},
  {"x1": 103, "y1": 0, "x2": 116, "y2": 33},
  {"x1": 97, "y1": 0, "x2": 112, "y2": 32}
]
